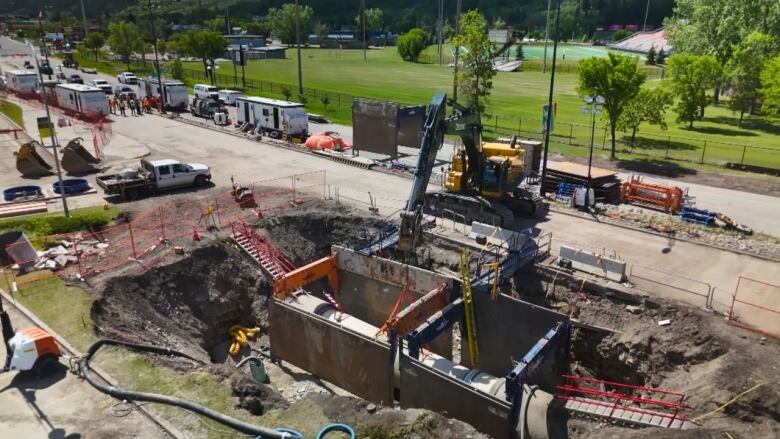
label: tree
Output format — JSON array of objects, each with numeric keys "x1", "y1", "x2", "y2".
[
  {"x1": 451, "y1": 10, "x2": 495, "y2": 115},
  {"x1": 314, "y1": 22, "x2": 329, "y2": 44},
  {"x1": 321, "y1": 95, "x2": 330, "y2": 111},
  {"x1": 246, "y1": 20, "x2": 270, "y2": 36},
  {"x1": 646, "y1": 46, "x2": 656, "y2": 65},
  {"x1": 577, "y1": 53, "x2": 647, "y2": 158},
  {"x1": 612, "y1": 29, "x2": 632, "y2": 41},
  {"x1": 356, "y1": 8, "x2": 383, "y2": 36},
  {"x1": 668, "y1": 53, "x2": 721, "y2": 128},
  {"x1": 205, "y1": 17, "x2": 226, "y2": 34},
  {"x1": 83, "y1": 32, "x2": 105, "y2": 62},
  {"x1": 656, "y1": 49, "x2": 667, "y2": 65},
  {"x1": 281, "y1": 86, "x2": 292, "y2": 101},
  {"x1": 167, "y1": 58, "x2": 184, "y2": 80},
  {"x1": 397, "y1": 28, "x2": 426, "y2": 62},
  {"x1": 759, "y1": 55, "x2": 780, "y2": 118},
  {"x1": 616, "y1": 88, "x2": 675, "y2": 144},
  {"x1": 180, "y1": 30, "x2": 228, "y2": 81},
  {"x1": 664, "y1": 0, "x2": 780, "y2": 103},
  {"x1": 493, "y1": 17, "x2": 506, "y2": 30},
  {"x1": 108, "y1": 21, "x2": 143, "y2": 69},
  {"x1": 156, "y1": 39, "x2": 167, "y2": 57},
  {"x1": 726, "y1": 32, "x2": 779, "y2": 125},
  {"x1": 267, "y1": 3, "x2": 314, "y2": 46}
]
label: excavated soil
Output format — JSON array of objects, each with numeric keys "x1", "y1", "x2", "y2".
[
  {"x1": 510, "y1": 265, "x2": 780, "y2": 438},
  {"x1": 257, "y1": 200, "x2": 394, "y2": 265},
  {"x1": 91, "y1": 242, "x2": 270, "y2": 363}
]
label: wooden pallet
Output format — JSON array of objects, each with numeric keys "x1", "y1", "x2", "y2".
[{"x1": 0, "y1": 201, "x2": 48, "y2": 218}]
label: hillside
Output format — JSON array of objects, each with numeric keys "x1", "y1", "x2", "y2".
[{"x1": 3, "y1": 0, "x2": 675, "y2": 35}]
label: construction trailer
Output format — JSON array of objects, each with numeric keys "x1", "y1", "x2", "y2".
[
  {"x1": 4, "y1": 70, "x2": 39, "y2": 94},
  {"x1": 139, "y1": 77, "x2": 189, "y2": 111},
  {"x1": 54, "y1": 83, "x2": 108, "y2": 116},
  {"x1": 235, "y1": 96, "x2": 308, "y2": 139}
]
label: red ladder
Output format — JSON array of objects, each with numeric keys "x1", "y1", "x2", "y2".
[{"x1": 231, "y1": 220, "x2": 296, "y2": 279}]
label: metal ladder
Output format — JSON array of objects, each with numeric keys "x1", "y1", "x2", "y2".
[{"x1": 460, "y1": 250, "x2": 480, "y2": 368}]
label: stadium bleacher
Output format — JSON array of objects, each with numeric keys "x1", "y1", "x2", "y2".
[{"x1": 610, "y1": 28, "x2": 672, "y2": 54}]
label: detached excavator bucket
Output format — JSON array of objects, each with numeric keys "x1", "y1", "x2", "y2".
[
  {"x1": 15, "y1": 141, "x2": 55, "y2": 177},
  {"x1": 61, "y1": 137, "x2": 104, "y2": 174}
]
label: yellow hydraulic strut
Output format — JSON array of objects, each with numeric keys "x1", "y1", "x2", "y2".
[{"x1": 460, "y1": 250, "x2": 480, "y2": 369}]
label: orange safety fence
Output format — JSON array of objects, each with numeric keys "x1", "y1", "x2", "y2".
[
  {"x1": 2, "y1": 171, "x2": 327, "y2": 279},
  {"x1": 727, "y1": 276, "x2": 780, "y2": 340}
]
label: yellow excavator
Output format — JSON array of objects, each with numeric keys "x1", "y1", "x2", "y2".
[{"x1": 399, "y1": 93, "x2": 546, "y2": 252}]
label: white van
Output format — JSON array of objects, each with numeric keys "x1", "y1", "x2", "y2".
[
  {"x1": 235, "y1": 96, "x2": 308, "y2": 139},
  {"x1": 194, "y1": 83, "x2": 218, "y2": 100},
  {"x1": 4, "y1": 70, "x2": 39, "y2": 93},
  {"x1": 218, "y1": 89, "x2": 244, "y2": 106},
  {"x1": 54, "y1": 83, "x2": 108, "y2": 116}
]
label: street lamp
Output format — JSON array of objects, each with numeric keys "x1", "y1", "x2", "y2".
[
  {"x1": 539, "y1": 0, "x2": 563, "y2": 197},
  {"x1": 582, "y1": 95, "x2": 605, "y2": 210},
  {"x1": 146, "y1": 0, "x2": 166, "y2": 114}
]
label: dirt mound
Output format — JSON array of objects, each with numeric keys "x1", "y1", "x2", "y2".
[
  {"x1": 91, "y1": 242, "x2": 270, "y2": 363},
  {"x1": 510, "y1": 266, "x2": 780, "y2": 434},
  {"x1": 208, "y1": 364, "x2": 289, "y2": 415},
  {"x1": 260, "y1": 201, "x2": 392, "y2": 265}
]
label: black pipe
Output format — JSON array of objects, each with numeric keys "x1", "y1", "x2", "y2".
[{"x1": 79, "y1": 339, "x2": 289, "y2": 438}]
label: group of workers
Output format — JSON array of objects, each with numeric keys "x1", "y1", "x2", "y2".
[{"x1": 108, "y1": 94, "x2": 160, "y2": 117}]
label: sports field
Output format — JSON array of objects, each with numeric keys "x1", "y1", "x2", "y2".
[
  {"x1": 182, "y1": 46, "x2": 780, "y2": 169},
  {"x1": 521, "y1": 43, "x2": 614, "y2": 61}
]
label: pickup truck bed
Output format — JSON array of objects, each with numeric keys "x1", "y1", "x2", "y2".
[{"x1": 96, "y1": 172, "x2": 155, "y2": 199}]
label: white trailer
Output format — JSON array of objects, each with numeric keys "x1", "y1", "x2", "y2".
[
  {"x1": 54, "y1": 83, "x2": 108, "y2": 116},
  {"x1": 4, "y1": 70, "x2": 39, "y2": 94},
  {"x1": 139, "y1": 77, "x2": 189, "y2": 110},
  {"x1": 235, "y1": 96, "x2": 308, "y2": 139}
]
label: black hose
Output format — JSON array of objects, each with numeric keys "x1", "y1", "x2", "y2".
[{"x1": 79, "y1": 338, "x2": 291, "y2": 438}]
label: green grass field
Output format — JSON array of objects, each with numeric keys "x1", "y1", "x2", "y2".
[
  {"x1": 183, "y1": 46, "x2": 779, "y2": 170},
  {"x1": 0, "y1": 99, "x2": 24, "y2": 128}
]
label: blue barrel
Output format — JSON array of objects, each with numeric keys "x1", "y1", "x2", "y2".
[
  {"x1": 3, "y1": 185, "x2": 43, "y2": 202},
  {"x1": 53, "y1": 178, "x2": 90, "y2": 195}
]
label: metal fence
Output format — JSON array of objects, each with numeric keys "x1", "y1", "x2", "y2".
[
  {"x1": 181, "y1": 66, "x2": 778, "y2": 169},
  {"x1": 728, "y1": 276, "x2": 780, "y2": 339},
  {"x1": 4, "y1": 171, "x2": 326, "y2": 278}
]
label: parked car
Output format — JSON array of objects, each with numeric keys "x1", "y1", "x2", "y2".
[
  {"x1": 67, "y1": 74, "x2": 84, "y2": 84},
  {"x1": 117, "y1": 71, "x2": 139, "y2": 84},
  {"x1": 91, "y1": 79, "x2": 113, "y2": 94},
  {"x1": 113, "y1": 84, "x2": 137, "y2": 100},
  {"x1": 80, "y1": 66, "x2": 97, "y2": 74}
]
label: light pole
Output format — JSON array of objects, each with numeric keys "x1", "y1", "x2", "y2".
[
  {"x1": 361, "y1": 0, "x2": 366, "y2": 61},
  {"x1": 452, "y1": 0, "x2": 462, "y2": 101},
  {"x1": 437, "y1": 0, "x2": 444, "y2": 66},
  {"x1": 79, "y1": 0, "x2": 89, "y2": 39},
  {"x1": 146, "y1": 0, "x2": 166, "y2": 113},
  {"x1": 295, "y1": 0, "x2": 303, "y2": 95},
  {"x1": 542, "y1": 0, "x2": 551, "y2": 73},
  {"x1": 582, "y1": 95, "x2": 604, "y2": 210},
  {"x1": 37, "y1": 12, "x2": 52, "y2": 80},
  {"x1": 539, "y1": 0, "x2": 562, "y2": 197},
  {"x1": 643, "y1": 0, "x2": 651, "y2": 31},
  {"x1": 29, "y1": 42, "x2": 69, "y2": 218}
]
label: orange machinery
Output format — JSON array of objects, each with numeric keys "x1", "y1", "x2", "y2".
[{"x1": 621, "y1": 175, "x2": 684, "y2": 214}]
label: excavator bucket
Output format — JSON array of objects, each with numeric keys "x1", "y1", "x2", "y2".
[
  {"x1": 15, "y1": 141, "x2": 55, "y2": 177},
  {"x1": 61, "y1": 137, "x2": 104, "y2": 174}
]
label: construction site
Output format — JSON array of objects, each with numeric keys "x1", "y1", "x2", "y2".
[{"x1": 0, "y1": 36, "x2": 779, "y2": 439}]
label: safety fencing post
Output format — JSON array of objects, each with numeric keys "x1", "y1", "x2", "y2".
[
  {"x1": 159, "y1": 206, "x2": 166, "y2": 242},
  {"x1": 127, "y1": 222, "x2": 137, "y2": 259}
]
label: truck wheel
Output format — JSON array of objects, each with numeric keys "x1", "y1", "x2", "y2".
[
  {"x1": 194, "y1": 175, "x2": 207, "y2": 187},
  {"x1": 125, "y1": 188, "x2": 140, "y2": 200}
]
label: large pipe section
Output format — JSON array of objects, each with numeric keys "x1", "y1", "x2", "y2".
[{"x1": 284, "y1": 293, "x2": 561, "y2": 439}]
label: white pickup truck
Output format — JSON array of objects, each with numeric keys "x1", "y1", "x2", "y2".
[
  {"x1": 96, "y1": 158, "x2": 211, "y2": 199},
  {"x1": 117, "y1": 71, "x2": 139, "y2": 85}
]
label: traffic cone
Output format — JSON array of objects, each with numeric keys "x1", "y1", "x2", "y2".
[
  {"x1": 254, "y1": 209, "x2": 263, "y2": 218},
  {"x1": 192, "y1": 228, "x2": 200, "y2": 241}
]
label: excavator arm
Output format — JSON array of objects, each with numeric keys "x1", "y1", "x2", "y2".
[{"x1": 398, "y1": 93, "x2": 482, "y2": 253}]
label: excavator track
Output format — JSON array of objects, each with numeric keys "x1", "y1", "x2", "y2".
[{"x1": 425, "y1": 192, "x2": 515, "y2": 227}]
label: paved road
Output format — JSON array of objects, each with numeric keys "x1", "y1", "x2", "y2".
[{"x1": 0, "y1": 297, "x2": 166, "y2": 438}]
